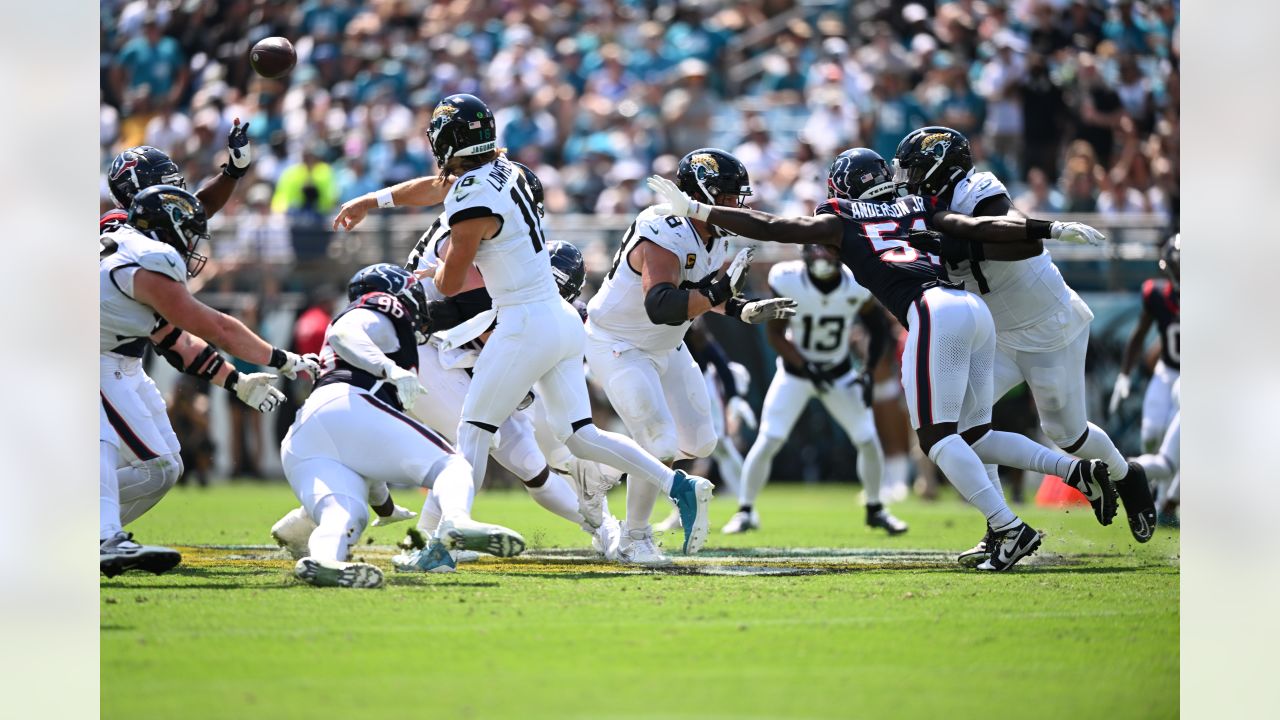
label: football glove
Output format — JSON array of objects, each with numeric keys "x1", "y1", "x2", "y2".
[
  {"x1": 1051, "y1": 221, "x2": 1105, "y2": 246},
  {"x1": 370, "y1": 504, "x2": 418, "y2": 527},
  {"x1": 700, "y1": 248, "x2": 755, "y2": 306},
  {"x1": 1108, "y1": 373, "x2": 1131, "y2": 416},
  {"x1": 727, "y1": 395, "x2": 758, "y2": 430},
  {"x1": 271, "y1": 350, "x2": 320, "y2": 380},
  {"x1": 383, "y1": 363, "x2": 428, "y2": 410},
  {"x1": 222, "y1": 118, "x2": 252, "y2": 179},
  {"x1": 646, "y1": 175, "x2": 710, "y2": 221},
  {"x1": 233, "y1": 372, "x2": 285, "y2": 413},
  {"x1": 906, "y1": 228, "x2": 980, "y2": 263},
  {"x1": 738, "y1": 297, "x2": 798, "y2": 324}
]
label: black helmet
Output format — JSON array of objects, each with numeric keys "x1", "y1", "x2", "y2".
[
  {"x1": 127, "y1": 185, "x2": 209, "y2": 278},
  {"x1": 108, "y1": 146, "x2": 186, "y2": 208},
  {"x1": 802, "y1": 243, "x2": 841, "y2": 280},
  {"x1": 827, "y1": 147, "x2": 898, "y2": 201},
  {"x1": 347, "y1": 263, "x2": 429, "y2": 329},
  {"x1": 1159, "y1": 233, "x2": 1180, "y2": 288},
  {"x1": 675, "y1": 148, "x2": 752, "y2": 206},
  {"x1": 892, "y1": 126, "x2": 973, "y2": 200},
  {"x1": 511, "y1": 160, "x2": 545, "y2": 217},
  {"x1": 548, "y1": 241, "x2": 586, "y2": 302},
  {"x1": 428, "y1": 94, "x2": 497, "y2": 172}
]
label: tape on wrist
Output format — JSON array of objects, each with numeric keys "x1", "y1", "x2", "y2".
[{"x1": 376, "y1": 188, "x2": 395, "y2": 209}]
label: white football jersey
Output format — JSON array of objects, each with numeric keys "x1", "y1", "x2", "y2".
[
  {"x1": 407, "y1": 216, "x2": 451, "y2": 302},
  {"x1": 768, "y1": 260, "x2": 871, "y2": 365},
  {"x1": 587, "y1": 206, "x2": 729, "y2": 353},
  {"x1": 944, "y1": 170, "x2": 1094, "y2": 352},
  {"x1": 443, "y1": 155, "x2": 557, "y2": 308},
  {"x1": 100, "y1": 226, "x2": 186, "y2": 354}
]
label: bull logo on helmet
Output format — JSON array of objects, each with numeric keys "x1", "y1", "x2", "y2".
[
  {"x1": 920, "y1": 132, "x2": 952, "y2": 159},
  {"x1": 110, "y1": 154, "x2": 138, "y2": 181},
  {"x1": 689, "y1": 153, "x2": 720, "y2": 179}
]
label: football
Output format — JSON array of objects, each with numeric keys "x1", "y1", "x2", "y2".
[{"x1": 250, "y1": 37, "x2": 296, "y2": 79}]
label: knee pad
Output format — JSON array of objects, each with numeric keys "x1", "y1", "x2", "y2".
[
  {"x1": 493, "y1": 428, "x2": 548, "y2": 482},
  {"x1": 682, "y1": 426, "x2": 719, "y2": 461},
  {"x1": 134, "y1": 453, "x2": 182, "y2": 493},
  {"x1": 848, "y1": 417, "x2": 878, "y2": 447}
]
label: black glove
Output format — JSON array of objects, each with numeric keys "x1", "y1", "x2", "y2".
[
  {"x1": 802, "y1": 361, "x2": 832, "y2": 392},
  {"x1": 907, "y1": 228, "x2": 980, "y2": 265},
  {"x1": 222, "y1": 120, "x2": 252, "y2": 179},
  {"x1": 851, "y1": 370, "x2": 874, "y2": 407}
]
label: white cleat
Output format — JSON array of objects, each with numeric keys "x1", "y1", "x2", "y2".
[
  {"x1": 438, "y1": 517, "x2": 526, "y2": 558},
  {"x1": 721, "y1": 509, "x2": 760, "y2": 534},
  {"x1": 271, "y1": 507, "x2": 317, "y2": 560},
  {"x1": 618, "y1": 527, "x2": 673, "y2": 567},
  {"x1": 591, "y1": 514, "x2": 623, "y2": 561},
  {"x1": 294, "y1": 557, "x2": 384, "y2": 588},
  {"x1": 567, "y1": 457, "x2": 622, "y2": 530}
]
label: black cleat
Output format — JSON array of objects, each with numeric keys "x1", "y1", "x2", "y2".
[
  {"x1": 1063, "y1": 459, "x2": 1119, "y2": 526},
  {"x1": 957, "y1": 525, "x2": 996, "y2": 568},
  {"x1": 866, "y1": 504, "x2": 909, "y2": 535},
  {"x1": 100, "y1": 532, "x2": 181, "y2": 578},
  {"x1": 1116, "y1": 462, "x2": 1158, "y2": 543},
  {"x1": 976, "y1": 522, "x2": 1044, "y2": 572}
]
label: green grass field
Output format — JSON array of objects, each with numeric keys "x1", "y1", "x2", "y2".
[{"x1": 102, "y1": 482, "x2": 1178, "y2": 719}]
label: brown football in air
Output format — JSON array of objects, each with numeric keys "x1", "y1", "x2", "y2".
[{"x1": 250, "y1": 37, "x2": 296, "y2": 79}]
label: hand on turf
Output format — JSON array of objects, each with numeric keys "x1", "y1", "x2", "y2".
[
  {"x1": 1109, "y1": 373, "x2": 1131, "y2": 416},
  {"x1": 646, "y1": 175, "x2": 710, "y2": 221},
  {"x1": 384, "y1": 363, "x2": 428, "y2": 409},
  {"x1": 371, "y1": 504, "x2": 418, "y2": 527},
  {"x1": 234, "y1": 372, "x2": 285, "y2": 413},
  {"x1": 727, "y1": 395, "x2": 758, "y2": 430},
  {"x1": 739, "y1": 297, "x2": 797, "y2": 324},
  {"x1": 1051, "y1": 221, "x2": 1105, "y2": 246},
  {"x1": 223, "y1": 118, "x2": 251, "y2": 178}
]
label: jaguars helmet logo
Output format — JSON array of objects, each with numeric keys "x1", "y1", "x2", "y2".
[
  {"x1": 429, "y1": 103, "x2": 460, "y2": 142},
  {"x1": 920, "y1": 132, "x2": 952, "y2": 159},
  {"x1": 689, "y1": 153, "x2": 720, "y2": 180}
]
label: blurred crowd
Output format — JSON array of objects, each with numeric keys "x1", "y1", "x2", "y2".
[{"x1": 101, "y1": 0, "x2": 1179, "y2": 232}]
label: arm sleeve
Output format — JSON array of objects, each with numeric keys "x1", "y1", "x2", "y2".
[{"x1": 327, "y1": 308, "x2": 400, "y2": 376}]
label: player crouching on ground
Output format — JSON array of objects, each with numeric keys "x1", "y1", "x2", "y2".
[
  {"x1": 282, "y1": 264, "x2": 526, "y2": 588},
  {"x1": 101, "y1": 186, "x2": 312, "y2": 578}
]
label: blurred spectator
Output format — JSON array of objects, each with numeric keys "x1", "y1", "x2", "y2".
[
  {"x1": 168, "y1": 374, "x2": 213, "y2": 488},
  {"x1": 111, "y1": 13, "x2": 187, "y2": 109},
  {"x1": 272, "y1": 145, "x2": 338, "y2": 215},
  {"x1": 1015, "y1": 167, "x2": 1067, "y2": 215},
  {"x1": 975, "y1": 31, "x2": 1027, "y2": 176},
  {"x1": 228, "y1": 301, "x2": 265, "y2": 479}
]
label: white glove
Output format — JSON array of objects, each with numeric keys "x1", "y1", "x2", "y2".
[
  {"x1": 646, "y1": 175, "x2": 710, "y2": 221},
  {"x1": 383, "y1": 363, "x2": 428, "y2": 410},
  {"x1": 275, "y1": 350, "x2": 320, "y2": 380},
  {"x1": 1051, "y1": 221, "x2": 1105, "y2": 246},
  {"x1": 233, "y1": 372, "x2": 285, "y2": 413},
  {"x1": 1108, "y1": 373, "x2": 1131, "y2": 416},
  {"x1": 739, "y1": 297, "x2": 798, "y2": 324},
  {"x1": 370, "y1": 504, "x2": 418, "y2": 527},
  {"x1": 727, "y1": 395, "x2": 757, "y2": 430},
  {"x1": 724, "y1": 247, "x2": 754, "y2": 297}
]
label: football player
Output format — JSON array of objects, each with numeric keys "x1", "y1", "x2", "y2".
[
  {"x1": 101, "y1": 186, "x2": 313, "y2": 577},
  {"x1": 648, "y1": 148, "x2": 1117, "y2": 571},
  {"x1": 685, "y1": 318, "x2": 756, "y2": 500},
  {"x1": 585, "y1": 148, "x2": 796, "y2": 565},
  {"x1": 893, "y1": 127, "x2": 1158, "y2": 560},
  {"x1": 281, "y1": 263, "x2": 526, "y2": 587},
  {"x1": 725, "y1": 241, "x2": 907, "y2": 536}
]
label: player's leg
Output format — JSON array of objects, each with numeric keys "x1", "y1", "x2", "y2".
[
  {"x1": 1140, "y1": 363, "x2": 1176, "y2": 453},
  {"x1": 701, "y1": 364, "x2": 743, "y2": 497},
  {"x1": 490, "y1": 410, "x2": 590, "y2": 530},
  {"x1": 728, "y1": 366, "x2": 811, "y2": 533},
  {"x1": 100, "y1": 365, "x2": 184, "y2": 526},
  {"x1": 116, "y1": 373, "x2": 185, "y2": 525},
  {"x1": 651, "y1": 346, "x2": 721, "y2": 535},
  {"x1": 281, "y1": 451, "x2": 383, "y2": 589},
  {"x1": 819, "y1": 372, "x2": 905, "y2": 535},
  {"x1": 409, "y1": 342, "x2": 472, "y2": 445}
]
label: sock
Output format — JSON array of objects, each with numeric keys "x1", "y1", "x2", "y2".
[
  {"x1": 418, "y1": 491, "x2": 442, "y2": 534},
  {"x1": 308, "y1": 494, "x2": 368, "y2": 562},
  {"x1": 856, "y1": 438, "x2": 885, "y2": 505},
  {"x1": 971, "y1": 430, "x2": 1075, "y2": 478},
  {"x1": 1070, "y1": 423, "x2": 1129, "y2": 481},
  {"x1": 456, "y1": 421, "x2": 494, "y2": 492},
  {"x1": 882, "y1": 455, "x2": 909, "y2": 493},
  {"x1": 738, "y1": 504, "x2": 753, "y2": 514},
  {"x1": 739, "y1": 434, "x2": 783, "y2": 507},
  {"x1": 100, "y1": 442, "x2": 122, "y2": 540},
  {"x1": 625, "y1": 474, "x2": 663, "y2": 532},
  {"x1": 431, "y1": 456, "x2": 477, "y2": 524},
  {"x1": 368, "y1": 481, "x2": 391, "y2": 509},
  {"x1": 711, "y1": 438, "x2": 743, "y2": 497},
  {"x1": 564, "y1": 424, "x2": 675, "y2": 493},
  {"x1": 985, "y1": 464, "x2": 1003, "y2": 496},
  {"x1": 930, "y1": 434, "x2": 1017, "y2": 529},
  {"x1": 526, "y1": 471, "x2": 588, "y2": 528}
]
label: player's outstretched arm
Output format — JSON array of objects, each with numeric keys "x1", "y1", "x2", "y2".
[
  {"x1": 148, "y1": 320, "x2": 286, "y2": 413},
  {"x1": 435, "y1": 216, "x2": 498, "y2": 296},
  {"x1": 333, "y1": 175, "x2": 453, "y2": 231},
  {"x1": 930, "y1": 210, "x2": 1106, "y2": 246},
  {"x1": 328, "y1": 308, "x2": 427, "y2": 409},
  {"x1": 194, "y1": 119, "x2": 253, "y2": 217},
  {"x1": 133, "y1": 269, "x2": 317, "y2": 380},
  {"x1": 646, "y1": 175, "x2": 842, "y2": 246}
]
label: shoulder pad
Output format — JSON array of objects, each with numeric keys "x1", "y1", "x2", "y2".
[
  {"x1": 354, "y1": 291, "x2": 409, "y2": 316},
  {"x1": 135, "y1": 245, "x2": 187, "y2": 283},
  {"x1": 100, "y1": 209, "x2": 128, "y2": 234},
  {"x1": 814, "y1": 198, "x2": 845, "y2": 217},
  {"x1": 951, "y1": 172, "x2": 1008, "y2": 215}
]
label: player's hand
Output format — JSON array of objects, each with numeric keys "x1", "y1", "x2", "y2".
[
  {"x1": 233, "y1": 372, "x2": 285, "y2": 413},
  {"x1": 333, "y1": 194, "x2": 376, "y2": 231},
  {"x1": 739, "y1": 297, "x2": 797, "y2": 324},
  {"x1": 222, "y1": 118, "x2": 251, "y2": 179},
  {"x1": 1108, "y1": 373, "x2": 1131, "y2": 416},
  {"x1": 851, "y1": 370, "x2": 874, "y2": 407},
  {"x1": 803, "y1": 361, "x2": 832, "y2": 392},
  {"x1": 1051, "y1": 221, "x2": 1105, "y2": 246},
  {"x1": 646, "y1": 175, "x2": 710, "y2": 221},
  {"x1": 273, "y1": 350, "x2": 320, "y2": 380},
  {"x1": 384, "y1": 363, "x2": 428, "y2": 409},
  {"x1": 727, "y1": 395, "x2": 757, "y2": 430},
  {"x1": 905, "y1": 228, "x2": 944, "y2": 255},
  {"x1": 370, "y1": 504, "x2": 418, "y2": 527},
  {"x1": 702, "y1": 248, "x2": 755, "y2": 306}
]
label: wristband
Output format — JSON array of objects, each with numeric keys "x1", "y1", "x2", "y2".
[
  {"x1": 1026, "y1": 218, "x2": 1053, "y2": 240},
  {"x1": 376, "y1": 188, "x2": 395, "y2": 209},
  {"x1": 268, "y1": 347, "x2": 287, "y2": 369},
  {"x1": 224, "y1": 369, "x2": 241, "y2": 391},
  {"x1": 690, "y1": 200, "x2": 711, "y2": 222},
  {"x1": 221, "y1": 162, "x2": 247, "y2": 180}
]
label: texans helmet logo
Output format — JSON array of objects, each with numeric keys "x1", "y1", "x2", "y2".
[{"x1": 110, "y1": 155, "x2": 138, "y2": 181}]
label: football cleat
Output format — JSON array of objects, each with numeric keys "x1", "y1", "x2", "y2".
[
  {"x1": 1063, "y1": 459, "x2": 1119, "y2": 526},
  {"x1": 866, "y1": 505, "x2": 909, "y2": 535},
  {"x1": 957, "y1": 526, "x2": 995, "y2": 568},
  {"x1": 100, "y1": 532, "x2": 182, "y2": 578},
  {"x1": 1116, "y1": 461, "x2": 1158, "y2": 543},
  {"x1": 592, "y1": 514, "x2": 623, "y2": 561},
  {"x1": 270, "y1": 507, "x2": 317, "y2": 560},
  {"x1": 721, "y1": 508, "x2": 760, "y2": 534},
  {"x1": 976, "y1": 522, "x2": 1044, "y2": 572},
  {"x1": 294, "y1": 557, "x2": 384, "y2": 588},
  {"x1": 618, "y1": 527, "x2": 673, "y2": 567},
  {"x1": 437, "y1": 517, "x2": 526, "y2": 558},
  {"x1": 667, "y1": 470, "x2": 714, "y2": 554},
  {"x1": 392, "y1": 540, "x2": 457, "y2": 574},
  {"x1": 568, "y1": 458, "x2": 622, "y2": 530}
]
